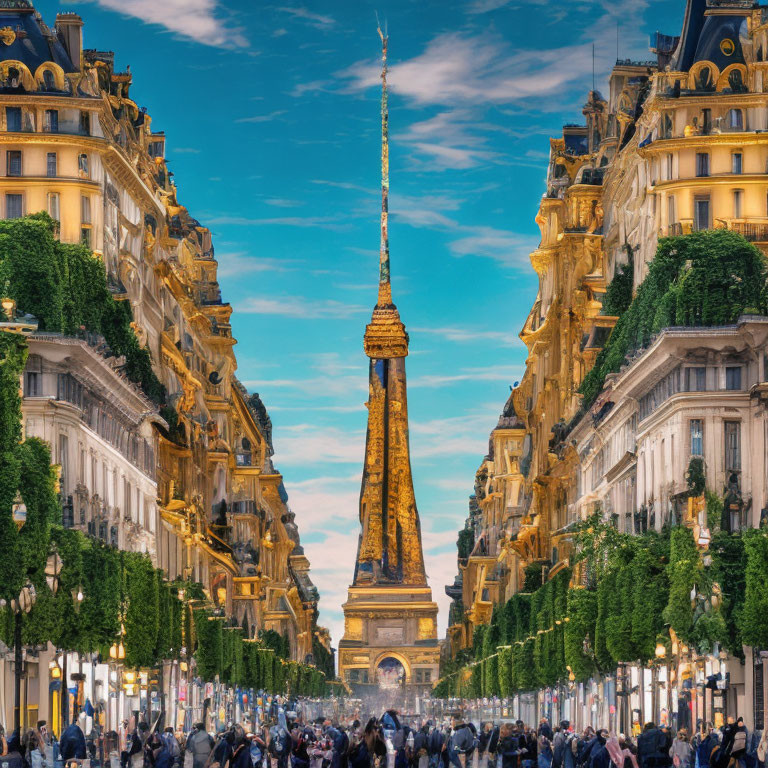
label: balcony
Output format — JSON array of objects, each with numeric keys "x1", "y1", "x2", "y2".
[
  {"x1": 727, "y1": 221, "x2": 768, "y2": 243},
  {"x1": 231, "y1": 499, "x2": 257, "y2": 516}
]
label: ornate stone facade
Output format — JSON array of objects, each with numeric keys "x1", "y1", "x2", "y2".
[
  {"x1": 0, "y1": 2, "x2": 326, "y2": 729},
  {"x1": 444, "y1": 0, "x2": 768, "y2": 728}
]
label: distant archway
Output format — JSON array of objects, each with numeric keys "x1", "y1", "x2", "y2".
[{"x1": 376, "y1": 656, "x2": 407, "y2": 689}]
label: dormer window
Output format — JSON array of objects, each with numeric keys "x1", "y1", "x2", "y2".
[{"x1": 42, "y1": 69, "x2": 55, "y2": 92}]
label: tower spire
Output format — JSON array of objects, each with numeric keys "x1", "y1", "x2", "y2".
[{"x1": 377, "y1": 22, "x2": 392, "y2": 309}]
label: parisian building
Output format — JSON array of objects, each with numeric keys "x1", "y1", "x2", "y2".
[
  {"x1": 0, "y1": 0, "x2": 328, "y2": 733},
  {"x1": 443, "y1": 0, "x2": 768, "y2": 731}
]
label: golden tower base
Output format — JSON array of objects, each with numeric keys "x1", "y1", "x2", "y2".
[{"x1": 339, "y1": 585, "x2": 440, "y2": 706}]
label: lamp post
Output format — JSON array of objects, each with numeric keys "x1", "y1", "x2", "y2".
[
  {"x1": 60, "y1": 585, "x2": 84, "y2": 730},
  {"x1": 2, "y1": 579, "x2": 37, "y2": 732}
]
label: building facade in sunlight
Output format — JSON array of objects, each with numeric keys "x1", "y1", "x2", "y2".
[
  {"x1": 0, "y1": 0, "x2": 328, "y2": 731},
  {"x1": 338, "y1": 32, "x2": 439, "y2": 700},
  {"x1": 443, "y1": 0, "x2": 768, "y2": 732}
]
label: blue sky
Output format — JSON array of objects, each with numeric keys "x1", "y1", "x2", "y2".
[{"x1": 36, "y1": 0, "x2": 685, "y2": 648}]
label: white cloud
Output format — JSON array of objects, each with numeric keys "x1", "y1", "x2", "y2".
[
  {"x1": 84, "y1": 0, "x2": 247, "y2": 47},
  {"x1": 207, "y1": 214, "x2": 347, "y2": 230},
  {"x1": 235, "y1": 111, "x2": 286, "y2": 124},
  {"x1": 264, "y1": 198, "x2": 303, "y2": 208},
  {"x1": 450, "y1": 228, "x2": 540, "y2": 267},
  {"x1": 235, "y1": 296, "x2": 367, "y2": 319},
  {"x1": 215, "y1": 252, "x2": 292, "y2": 279},
  {"x1": 273, "y1": 424, "x2": 365, "y2": 466},
  {"x1": 277, "y1": 7, "x2": 335, "y2": 28},
  {"x1": 412, "y1": 325, "x2": 520, "y2": 346},
  {"x1": 397, "y1": 110, "x2": 499, "y2": 170},
  {"x1": 411, "y1": 365, "x2": 523, "y2": 389},
  {"x1": 466, "y1": 0, "x2": 514, "y2": 11}
]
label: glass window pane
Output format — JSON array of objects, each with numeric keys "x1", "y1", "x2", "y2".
[
  {"x1": 6, "y1": 194, "x2": 22, "y2": 219},
  {"x1": 690, "y1": 419, "x2": 703, "y2": 456},
  {"x1": 5, "y1": 107, "x2": 20, "y2": 132}
]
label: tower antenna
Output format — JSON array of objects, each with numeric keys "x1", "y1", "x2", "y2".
[{"x1": 376, "y1": 16, "x2": 391, "y2": 308}]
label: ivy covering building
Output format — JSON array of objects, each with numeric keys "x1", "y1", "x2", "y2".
[
  {"x1": 440, "y1": 0, "x2": 768, "y2": 733},
  {"x1": 0, "y1": 1, "x2": 334, "y2": 735}
]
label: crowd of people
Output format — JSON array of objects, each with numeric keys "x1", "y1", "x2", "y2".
[{"x1": 0, "y1": 710, "x2": 766, "y2": 768}]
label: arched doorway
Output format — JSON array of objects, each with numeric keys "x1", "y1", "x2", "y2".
[{"x1": 376, "y1": 657, "x2": 406, "y2": 690}]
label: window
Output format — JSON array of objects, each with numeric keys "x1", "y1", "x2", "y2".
[
  {"x1": 47, "y1": 192, "x2": 59, "y2": 221},
  {"x1": 668, "y1": 195, "x2": 676, "y2": 227},
  {"x1": 81, "y1": 195, "x2": 91, "y2": 225},
  {"x1": 725, "y1": 366, "x2": 742, "y2": 390},
  {"x1": 414, "y1": 669, "x2": 432, "y2": 684},
  {"x1": 686, "y1": 366, "x2": 706, "y2": 391},
  {"x1": 732, "y1": 152, "x2": 743, "y2": 174},
  {"x1": 694, "y1": 196, "x2": 711, "y2": 231},
  {"x1": 733, "y1": 189, "x2": 743, "y2": 219},
  {"x1": 42, "y1": 69, "x2": 55, "y2": 91},
  {"x1": 81, "y1": 227, "x2": 91, "y2": 248},
  {"x1": 6, "y1": 150, "x2": 21, "y2": 176},
  {"x1": 79, "y1": 111, "x2": 90, "y2": 136},
  {"x1": 43, "y1": 109, "x2": 58, "y2": 133},
  {"x1": 725, "y1": 421, "x2": 741, "y2": 470},
  {"x1": 24, "y1": 371, "x2": 40, "y2": 396},
  {"x1": 690, "y1": 419, "x2": 704, "y2": 457},
  {"x1": 46, "y1": 152, "x2": 57, "y2": 177},
  {"x1": 78, "y1": 153, "x2": 89, "y2": 178},
  {"x1": 729, "y1": 109, "x2": 744, "y2": 131},
  {"x1": 58, "y1": 434, "x2": 69, "y2": 496},
  {"x1": 666, "y1": 153, "x2": 674, "y2": 179},
  {"x1": 5, "y1": 107, "x2": 20, "y2": 132},
  {"x1": 696, "y1": 152, "x2": 710, "y2": 177},
  {"x1": 5, "y1": 194, "x2": 23, "y2": 219}
]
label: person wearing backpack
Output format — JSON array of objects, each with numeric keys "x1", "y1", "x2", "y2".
[
  {"x1": 553, "y1": 723, "x2": 570, "y2": 768},
  {"x1": 730, "y1": 719, "x2": 749, "y2": 768},
  {"x1": 669, "y1": 730, "x2": 693, "y2": 768}
]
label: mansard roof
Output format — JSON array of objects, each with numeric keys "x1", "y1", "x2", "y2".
[
  {"x1": 670, "y1": 0, "x2": 750, "y2": 72},
  {"x1": 0, "y1": 4, "x2": 77, "y2": 74}
]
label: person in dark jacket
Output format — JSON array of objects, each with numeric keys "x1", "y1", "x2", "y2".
[
  {"x1": 539, "y1": 723, "x2": 554, "y2": 743},
  {"x1": 450, "y1": 721, "x2": 475, "y2": 768},
  {"x1": 498, "y1": 725, "x2": 522, "y2": 768},
  {"x1": 587, "y1": 732, "x2": 610, "y2": 768},
  {"x1": 290, "y1": 727, "x2": 310, "y2": 768},
  {"x1": 428, "y1": 726, "x2": 446, "y2": 768},
  {"x1": 487, "y1": 725, "x2": 501, "y2": 768},
  {"x1": 637, "y1": 724, "x2": 667, "y2": 768},
  {"x1": 60, "y1": 722, "x2": 87, "y2": 761}
]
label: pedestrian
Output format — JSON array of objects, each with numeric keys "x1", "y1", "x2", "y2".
[
  {"x1": 539, "y1": 723, "x2": 554, "y2": 744},
  {"x1": 553, "y1": 724, "x2": 569, "y2": 768},
  {"x1": 449, "y1": 718, "x2": 475, "y2": 768},
  {"x1": 229, "y1": 728, "x2": 252, "y2": 768},
  {"x1": 538, "y1": 736, "x2": 553, "y2": 768},
  {"x1": 487, "y1": 724, "x2": 500, "y2": 768},
  {"x1": 413, "y1": 724, "x2": 429, "y2": 768},
  {"x1": 638, "y1": 724, "x2": 666, "y2": 768},
  {"x1": 291, "y1": 725, "x2": 311, "y2": 768},
  {"x1": 428, "y1": 723, "x2": 446, "y2": 768},
  {"x1": 187, "y1": 723, "x2": 214, "y2": 768},
  {"x1": 499, "y1": 724, "x2": 524, "y2": 768},
  {"x1": 60, "y1": 720, "x2": 87, "y2": 762},
  {"x1": 670, "y1": 730, "x2": 693, "y2": 768}
]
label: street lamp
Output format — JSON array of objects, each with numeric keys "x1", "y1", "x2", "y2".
[{"x1": 1, "y1": 579, "x2": 37, "y2": 732}]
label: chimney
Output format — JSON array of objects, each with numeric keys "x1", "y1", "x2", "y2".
[{"x1": 55, "y1": 13, "x2": 83, "y2": 71}]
